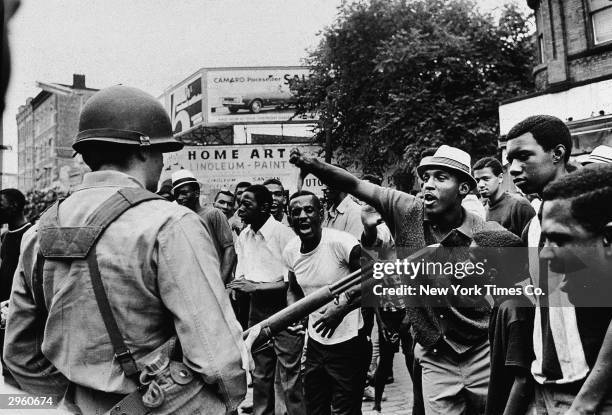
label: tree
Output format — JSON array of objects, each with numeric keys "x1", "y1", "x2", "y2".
[{"x1": 295, "y1": 0, "x2": 535, "y2": 188}]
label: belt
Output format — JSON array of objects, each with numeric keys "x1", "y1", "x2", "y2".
[{"x1": 72, "y1": 383, "x2": 127, "y2": 415}]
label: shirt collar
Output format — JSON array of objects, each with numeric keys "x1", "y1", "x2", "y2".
[
  {"x1": 424, "y1": 207, "x2": 479, "y2": 239},
  {"x1": 246, "y1": 215, "x2": 276, "y2": 240},
  {"x1": 77, "y1": 170, "x2": 146, "y2": 190},
  {"x1": 331, "y1": 195, "x2": 354, "y2": 215}
]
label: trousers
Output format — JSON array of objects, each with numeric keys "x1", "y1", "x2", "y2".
[
  {"x1": 304, "y1": 333, "x2": 371, "y2": 415},
  {"x1": 415, "y1": 340, "x2": 490, "y2": 415}
]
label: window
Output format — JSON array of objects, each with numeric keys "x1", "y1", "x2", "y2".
[
  {"x1": 535, "y1": 6, "x2": 546, "y2": 63},
  {"x1": 590, "y1": 0, "x2": 612, "y2": 45},
  {"x1": 538, "y1": 34, "x2": 545, "y2": 63}
]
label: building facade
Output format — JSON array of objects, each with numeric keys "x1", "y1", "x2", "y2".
[
  {"x1": 499, "y1": 0, "x2": 612, "y2": 159},
  {"x1": 16, "y1": 74, "x2": 97, "y2": 192}
]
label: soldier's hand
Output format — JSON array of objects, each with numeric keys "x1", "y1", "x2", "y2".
[
  {"x1": 361, "y1": 204, "x2": 383, "y2": 230},
  {"x1": 313, "y1": 305, "x2": 344, "y2": 338}
]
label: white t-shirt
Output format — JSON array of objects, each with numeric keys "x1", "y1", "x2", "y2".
[
  {"x1": 283, "y1": 228, "x2": 363, "y2": 345},
  {"x1": 236, "y1": 216, "x2": 296, "y2": 283}
]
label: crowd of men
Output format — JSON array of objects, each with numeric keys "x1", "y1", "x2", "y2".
[{"x1": 0, "y1": 93, "x2": 609, "y2": 415}]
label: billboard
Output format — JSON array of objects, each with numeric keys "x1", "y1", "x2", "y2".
[
  {"x1": 206, "y1": 67, "x2": 316, "y2": 125},
  {"x1": 162, "y1": 144, "x2": 325, "y2": 204},
  {"x1": 169, "y1": 74, "x2": 203, "y2": 134}
]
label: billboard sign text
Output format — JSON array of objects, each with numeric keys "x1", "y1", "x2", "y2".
[{"x1": 162, "y1": 144, "x2": 325, "y2": 204}]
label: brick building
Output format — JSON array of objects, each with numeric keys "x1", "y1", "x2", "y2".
[
  {"x1": 499, "y1": 0, "x2": 612, "y2": 160},
  {"x1": 16, "y1": 74, "x2": 97, "y2": 191}
]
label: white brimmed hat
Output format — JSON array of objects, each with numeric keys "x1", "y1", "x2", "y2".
[
  {"x1": 583, "y1": 145, "x2": 612, "y2": 165},
  {"x1": 416, "y1": 145, "x2": 477, "y2": 189},
  {"x1": 171, "y1": 169, "x2": 199, "y2": 193}
]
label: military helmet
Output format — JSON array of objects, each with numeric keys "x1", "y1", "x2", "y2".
[{"x1": 73, "y1": 85, "x2": 183, "y2": 153}]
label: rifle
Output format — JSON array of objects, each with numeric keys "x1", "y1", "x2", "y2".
[{"x1": 243, "y1": 229, "x2": 471, "y2": 352}]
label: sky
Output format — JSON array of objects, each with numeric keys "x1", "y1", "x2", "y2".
[{"x1": 1, "y1": 0, "x2": 527, "y2": 176}]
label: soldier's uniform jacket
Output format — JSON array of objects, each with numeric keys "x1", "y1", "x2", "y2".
[{"x1": 3, "y1": 171, "x2": 248, "y2": 411}]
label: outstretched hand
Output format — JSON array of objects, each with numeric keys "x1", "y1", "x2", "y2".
[
  {"x1": 289, "y1": 148, "x2": 307, "y2": 167},
  {"x1": 290, "y1": 148, "x2": 311, "y2": 192}
]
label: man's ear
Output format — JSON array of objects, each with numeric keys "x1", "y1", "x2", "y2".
[
  {"x1": 458, "y1": 182, "x2": 470, "y2": 197},
  {"x1": 552, "y1": 145, "x2": 567, "y2": 164},
  {"x1": 497, "y1": 173, "x2": 504, "y2": 184},
  {"x1": 261, "y1": 201, "x2": 270, "y2": 214}
]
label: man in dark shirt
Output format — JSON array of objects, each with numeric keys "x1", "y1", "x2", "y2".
[
  {"x1": 172, "y1": 170, "x2": 236, "y2": 284},
  {"x1": 473, "y1": 156, "x2": 535, "y2": 237},
  {"x1": 0, "y1": 188, "x2": 31, "y2": 386},
  {"x1": 539, "y1": 164, "x2": 612, "y2": 413},
  {"x1": 0, "y1": 189, "x2": 31, "y2": 302},
  {"x1": 471, "y1": 230, "x2": 534, "y2": 415}
]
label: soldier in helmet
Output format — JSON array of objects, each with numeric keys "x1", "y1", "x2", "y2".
[{"x1": 3, "y1": 86, "x2": 249, "y2": 413}]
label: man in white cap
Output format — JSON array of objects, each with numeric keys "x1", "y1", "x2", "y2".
[
  {"x1": 583, "y1": 144, "x2": 612, "y2": 165},
  {"x1": 290, "y1": 144, "x2": 503, "y2": 415},
  {"x1": 172, "y1": 169, "x2": 236, "y2": 284}
]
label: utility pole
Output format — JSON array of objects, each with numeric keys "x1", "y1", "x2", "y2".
[{"x1": 324, "y1": 96, "x2": 333, "y2": 163}]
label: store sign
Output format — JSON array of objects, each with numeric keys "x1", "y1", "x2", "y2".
[{"x1": 162, "y1": 144, "x2": 325, "y2": 203}]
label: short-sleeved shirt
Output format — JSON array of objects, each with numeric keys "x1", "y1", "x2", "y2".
[
  {"x1": 283, "y1": 228, "x2": 362, "y2": 346},
  {"x1": 323, "y1": 195, "x2": 364, "y2": 240},
  {"x1": 196, "y1": 206, "x2": 234, "y2": 260},
  {"x1": 485, "y1": 192, "x2": 536, "y2": 237},
  {"x1": 373, "y1": 186, "x2": 504, "y2": 353},
  {"x1": 485, "y1": 295, "x2": 535, "y2": 415},
  {"x1": 236, "y1": 215, "x2": 295, "y2": 283}
]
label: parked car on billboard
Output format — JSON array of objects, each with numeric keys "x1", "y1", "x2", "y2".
[
  {"x1": 221, "y1": 77, "x2": 298, "y2": 114},
  {"x1": 207, "y1": 67, "x2": 314, "y2": 124}
]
